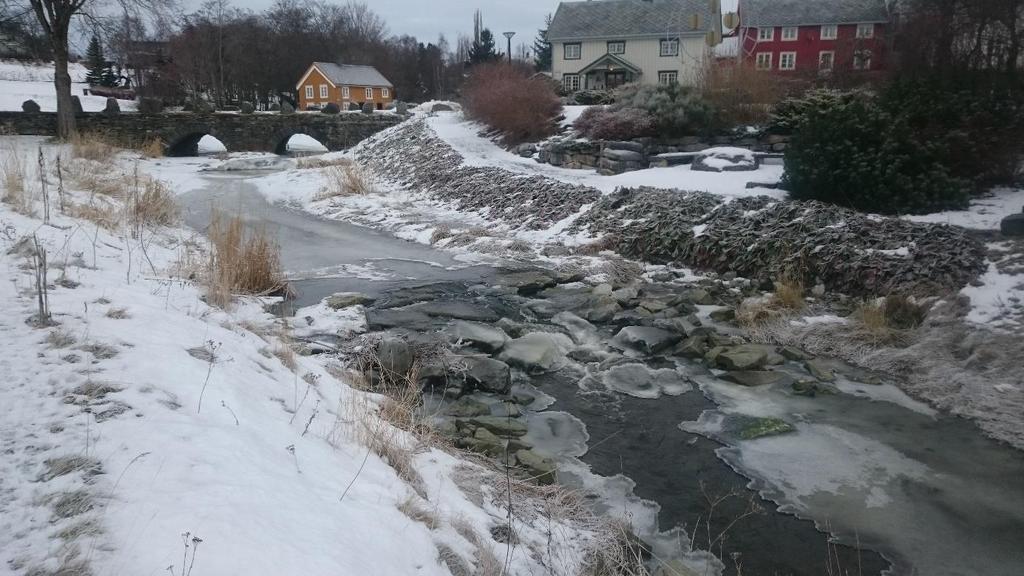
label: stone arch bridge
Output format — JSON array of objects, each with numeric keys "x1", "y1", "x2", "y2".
[{"x1": 0, "y1": 111, "x2": 403, "y2": 155}]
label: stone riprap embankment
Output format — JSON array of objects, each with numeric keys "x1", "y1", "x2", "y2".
[{"x1": 354, "y1": 117, "x2": 986, "y2": 296}]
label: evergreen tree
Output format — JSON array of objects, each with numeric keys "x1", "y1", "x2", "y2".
[
  {"x1": 468, "y1": 28, "x2": 499, "y2": 64},
  {"x1": 84, "y1": 36, "x2": 106, "y2": 86},
  {"x1": 534, "y1": 14, "x2": 553, "y2": 72}
]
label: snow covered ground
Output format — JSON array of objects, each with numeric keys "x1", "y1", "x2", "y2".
[
  {"x1": 905, "y1": 186, "x2": 1024, "y2": 230},
  {"x1": 0, "y1": 136, "x2": 607, "y2": 576},
  {"x1": 0, "y1": 60, "x2": 138, "y2": 112}
]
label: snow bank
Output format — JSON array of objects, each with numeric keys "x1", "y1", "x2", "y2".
[{"x1": 0, "y1": 60, "x2": 137, "y2": 112}]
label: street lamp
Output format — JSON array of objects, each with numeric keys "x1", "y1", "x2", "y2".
[{"x1": 503, "y1": 31, "x2": 516, "y2": 63}]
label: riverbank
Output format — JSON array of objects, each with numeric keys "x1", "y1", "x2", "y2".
[{"x1": 0, "y1": 136, "x2": 624, "y2": 576}]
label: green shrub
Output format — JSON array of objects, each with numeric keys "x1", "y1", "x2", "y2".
[
  {"x1": 615, "y1": 83, "x2": 717, "y2": 136},
  {"x1": 782, "y1": 94, "x2": 969, "y2": 215},
  {"x1": 573, "y1": 106, "x2": 654, "y2": 140},
  {"x1": 767, "y1": 89, "x2": 865, "y2": 134}
]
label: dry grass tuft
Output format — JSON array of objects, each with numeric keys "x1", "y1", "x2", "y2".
[
  {"x1": 737, "y1": 278, "x2": 806, "y2": 327},
  {"x1": 296, "y1": 155, "x2": 351, "y2": 169},
  {"x1": 430, "y1": 224, "x2": 452, "y2": 245},
  {"x1": 397, "y1": 494, "x2": 439, "y2": 529},
  {"x1": 104, "y1": 307, "x2": 130, "y2": 319},
  {"x1": 316, "y1": 164, "x2": 374, "y2": 199},
  {"x1": 139, "y1": 138, "x2": 164, "y2": 158},
  {"x1": 131, "y1": 178, "x2": 178, "y2": 228},
  {"x1": 1, "y1": 145, "x2": 30, "y2": 214},
  {"x1": 773, "y1": 277, "x2": 806, "y2": 311},
  {"x1": 46, "y1": 329, "x2": 76, "y2": 348},
  {"x1": 852, "y1": 295, "x2": 927, "y2": 346},
  {"x1": 436, "y1": 543, "x2": 472, "y2": 576},
  {"x1": 70, "y1": 132, "x2": 119, "y2": 163},
  {"x1": 205, "y1": 211, "x2": 286, "y2": 307},
  {"x1": 450, "y1": 515, "x2": 502, "y2": 575}
]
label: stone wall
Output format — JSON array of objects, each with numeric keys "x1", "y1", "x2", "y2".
[
  {"x1": 532, "y1": 133, "x2": 790, "y2": 175},
  {"x1": 0, "y1": 111, "x2": 403, "y2": 155}
]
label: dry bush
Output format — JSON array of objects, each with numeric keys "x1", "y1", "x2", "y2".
[
  {"x1": 131, "y1": 178, "x2": 178, "y2": 227},
  {"x1": 398, "y1": 494, "x2": 439, "y2": 529},
  {"x1": 296, "y1": 155, "x2": 351, "y2": 170},
  {"x1": 68, "y1": 200, "x2": 120, "y2": 230},
  {"x1": 46, "y1": 329, "x2": 76, "y2": 348},
  {"x1": 205, "y1": 211, "x2": 286, "y2": 307},
  {"x1": 449, "y1": 515, "x2": 502, "y2": 575},
  {"x1": 574, "y1": 106, "x2": 655, "y2": 140},
  {"x1": 317, "y1": 164, "x2": 373, "y2": 199},
  {"x1": 852, "y1": 295, "x2": 927, "y2": 345},
  {"x1": 462, "y1": 62, "x2": 562, "y2": 144},
  {"x1": 703, "y1": 62, "x2": 788, "y2": 126},
  {"x1": 139, "y1": 138, "x2": 164, "y2": 159},
  {"x1": 104, "y1": 307, "x2": 130, "y2": 319},
  {"x1": 70, "y1": 132, "x2": 118, "y2": 163}
]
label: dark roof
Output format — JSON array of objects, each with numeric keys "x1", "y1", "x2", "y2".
[
  {"x1": 741, "y1": 0, "x2": 889, "y2": 27},
  {"x1": 547, "y1": 0, "x2": 713, "y2": 41},
  {"x1": 312, "y1": 63, "x2": 393, "y2": 88}
]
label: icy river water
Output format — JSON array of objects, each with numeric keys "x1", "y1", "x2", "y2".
[{"x1": 180, "y1": 173, "x2": 1024, "y2": 576}]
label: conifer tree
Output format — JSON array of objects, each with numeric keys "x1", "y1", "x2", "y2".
[
  {"x1": 469, "y1": 28, "x2": 499, "y2": 64},
  {"x1": 534, "y1": 14, "x2": 552, "y2": 72},
  {"x1": 84, "y1": 35, "x2": 106, "y2": 86}
]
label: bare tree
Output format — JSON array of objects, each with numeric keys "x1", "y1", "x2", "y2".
[{"x1": 24, "y1": 0, "x2": 176, "y2": 138}]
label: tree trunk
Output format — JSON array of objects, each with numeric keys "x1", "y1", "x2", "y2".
[{"x1": 53, "y1": 43, "x2": 76, "y2": 138}]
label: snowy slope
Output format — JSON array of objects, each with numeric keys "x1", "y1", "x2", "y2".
[
  {"x1": 0, "y1": 136, "x2": 602, "y2": 576},
  {"x1": 0, "y1": 60, "x2": 138, "y2": 112}
]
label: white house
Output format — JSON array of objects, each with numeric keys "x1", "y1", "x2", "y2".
[{"x1": 548, "y1": 0, "x2": 712, "y2": 92}]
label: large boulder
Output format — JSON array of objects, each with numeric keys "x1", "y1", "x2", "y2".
[
  {"x1": 377, "y1": 338, "x2": 414, "y2": 377},
  {"x1": 240, "y1": 101, "x2": 255, "y2": 114},
  {"x1": 601, "y1": 363, "x2": 690, "y2": 399},
  {"x1": 498, "y1": 270, "x2": 557, "y2": 295},
  {"x1": 280, "y1": 101, "x2": 295, "y2": 115},
  {"x1": 716, "y1": 345, "x2": 768, "y2": 370},
  {"x1": 499, "y1": 332, "x2": 573, "y2": 374},
  {"x1": 464, "y1": 356, "x2": 512, "y2": 393},
  {"x1": 447, "y1": 320, "x2": 509, "y2": 352},
  {"x1": 515, "y1": 449, "x2": 556, "y2": 485},
  {"x1": 21, "y1": 99, "x2": 41, "y2": 113},
  {"x1": 610, "y1": 326, "x2": 680, "y2": 354},
  {"x1": 102, "y1": 97, "x2": 120, "y2": 116},
  {"x1": 1002, "y1": 213, "x2": 1024, "y2": 237},
  {"x1": 465, "y1": 416, "x2": 528, "y2": 437},
  {"x1": 445, "y1": 396, "x2": 491, "y2": 417}
]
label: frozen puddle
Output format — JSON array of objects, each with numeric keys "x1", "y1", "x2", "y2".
[{"x1": 683, "y1": 374, "x2": 1024, "y2": 576}]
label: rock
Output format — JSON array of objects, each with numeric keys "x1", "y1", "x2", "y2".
[
  {"x1": 71, "y1": 95, "x2": 84, "y2": 115},
  {"x1": 515, "y1": 449, "x2": 556, "y2": 484},
  {"x1": 708, "y1": 307, "x2": 736, "y2": 322},
  {"x1": 364, "y1": 309, "x2": 435, "y2": 332},
  {"x1": 567, "y1": 348, "x2": 604, "y2": 363},
  {"x1": 550, "y1": 312, "x2": 597, "y2": 345},
  {"x1": 591, "y1": 283, "x2": 614, "y2": 296},
  {"x1": 804, "y1": 358, "x2": 836, "y2": 382},
  {"x1": 377, "y1": 338, "x2": 413, "y2": 376},
  {"x1": 674, "y1": 336, "x2": 709, "y2": 358},
  {"x1": 466, "y1": 416, "x2": 528, "y2": 437},
  {"x1": 102, "y1": 97, "x2": 120, "y2": 115},
  {"x1": 464, "y1": 357, "x2": 512, "y2": 394},
  {"x1": 21, "y1": 99, "x2": 41, "y2": 113},
  {"x1": 411, "y1": 301, "x2": 498, "y2": 322},
  {"x1": 362, "y1": 102, "x2": 375, "y2": 114},
  {"x1": 499, "y1": 270, "x2": 557, "y2": 295},
  {"x1": 692, "y1": 147, "x2": 757, "y2": 172},
  {"x1": 418, "y1": 362, "x2": 465, "y2": 392},
  {"x1": 704, "y1": 345, "x2": 726, "y2": 365},
  {"x1": 791, "y1": 380, "x2": 837, "y2": 397},
  {"x1": 1001, "y1": 213, "x2": 1024, "y2": 236},
  {"x1": 612, "y1": 286, "x2": 639, "y2": 305},
  {"x1": 682, "y1": 288, "x2": 714, "y2": 305},
  {"x1": 637, "y1": 299, "x2": 669, "y2": 313},
  {"x1": 584, "y1": 295, "x2": 622, "y2": 323},
  {"x1": 779, "y1": 346, "x2": 810, "y2": 361},
  {"x1": 446, "y1": 396, "x2": 491, "y2": 417},
  {"x1": 611, "y1": 326, "x2": 680, "y2": 354},
  {"x1": 460, "y1": 427, "x2": 505, "y2": 457},
  {"x1": 431, "y1": 102, "x2": 454, "y2": 112},
  {"x1": 492, "y1": 401, "x2": 521, "y2": 417},
  {"x1": 326, "y1": 292, "x2": 374, "y2": 309},
  {"x1": 447, "y1": 320, "x2": 509, "y2": 352},
  {"x1": 322, "y1": 102, "x2": 341, "y2": 114},
  {"x1": 240, "y1": 101, "x2": 255, "y2": 114},
  {"x1": 280, "y1": 101, "x2": 295, "y2": 114},
  {"x1": 738, "y1": 416, "x2": 795, "y2": 439},
  {"x1": 716, "y1": 345, "x2": 768, "y2": 370},
  {"x1": 722, "y1": 370, "x2": 794, "y2": 387},
  {"x1": 499, "y1": 332, "x2": 573, "y2": 373},
  {"x1": 602, "y1": 363, "x2": 690, "y2": 399}
]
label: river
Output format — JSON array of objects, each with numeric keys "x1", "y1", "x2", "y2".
[{"x1": 179, "y1": 172, "x2": 1024, "y2": 576}]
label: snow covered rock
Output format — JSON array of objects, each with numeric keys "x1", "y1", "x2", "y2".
[
  {"x1": 464, "y1": 356, "x2": 512, "y2": 393},
  {"x1": 1001, "y1": 213, "x2": 1024, "y2": 236},
  {"x1": 499, "y1": 332, "x2": 573, "y2": 373},
  {"x1": 691, "y1": 147, "x2": 757, "y2": 172},
  {"x1": 610, "y1": 326, "x2": 680, "y2": 354},
  {"x1": 447, "y1": 320, "x2": 509, "y2": 352}
]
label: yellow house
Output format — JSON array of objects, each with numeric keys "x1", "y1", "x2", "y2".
[{"x1": 296, "y1": 62, "x2": 395, "y2": 110}]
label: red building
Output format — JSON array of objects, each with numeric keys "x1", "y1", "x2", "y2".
[{"x1": 737, "y1": 0, "x2": 890, "y2": 76}]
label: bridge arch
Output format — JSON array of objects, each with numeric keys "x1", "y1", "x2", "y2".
[
  {"x1": 272, "y1": 128, "x2": 332, "y2": 156},
  {"x1": 166, "y1": 131, "x2": 228, "y2": 157}
]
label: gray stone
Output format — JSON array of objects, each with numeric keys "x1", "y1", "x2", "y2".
[
  {"x1": 584, "y1": 295, "x2": 622, "y2": 323},
  {"x1": 499, "y1": 270, "x2": 557, "y2": 295},
  {"x1": 515, "y1": 449, "x2": 556, "y2": 484},
  {"x1": 464, "y1": 356, "x2": 512, "y2": 394},
  {"x1": 446, "y1": 396, "x2": 491, "y2": 417},
  {"x1": 326, "y1": 292, "x2": 374, "y2": 309},
  {"x1": 1002, "y1": 213, "x2": 1024, "y2": 236},
  {"x1": 492, "y1": 401, "x2": 522, "y2": 417},
  {"x1": 364, "y1": 309, "x2": 434, "y2": 331},
  {"x1": 704, "y1": 345, "x2": 726, "y2": 365},
  {"x1": 708, "y1": 307, "x2": 736, "y2": 322},
  {"x1": 611, "y1": 326, "x2": 680, "y2": 354},
  {"x1": 22, "y1": 100, "x2": 41, "y2": 113},
  {"x1": 682, "y1": 288, "x2": 714, "y2": 305},
  {"x1": 411, "y1": 301, "x2": 498, "y2": 322},
  {"x1": 779, "y1": 346, "x2": 809, "y2": 361},
  {"x1": 716, "y1": 345, "x2": 768, "y2": 370},
  {"x1": 603, "y1": 148, "x2": 643, "y2": 162},
  {"x1": 447, "y1": 320, "x2": 509, "y2": 352},
  {"x1": 675, "y1": 336, "x2": 709, "y2": 358},
  {"x1": 102, "y1": 97, "x2": 120, "y2": 116},
  {"x1": 466, "y1": 416, "x2": 528, "y2": 437},
  {"x1": 722, "y1": 370, "x2": 794, "y2": 387},
  {"x1": 377, "y1": 338, "x2": 414, "y2": 376},
  {"x1": 280, "y1": 101, "x2": 295, "y2": 114},
  {"x1": 804, "y1": 358, "x2": 836, "y2": 382},
  {"x1": 612, "y1": 286, "x2": 639, "y2": 305},
  {"x1": 499, "y1": 332, "x2": 572, "y2": 373}
]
